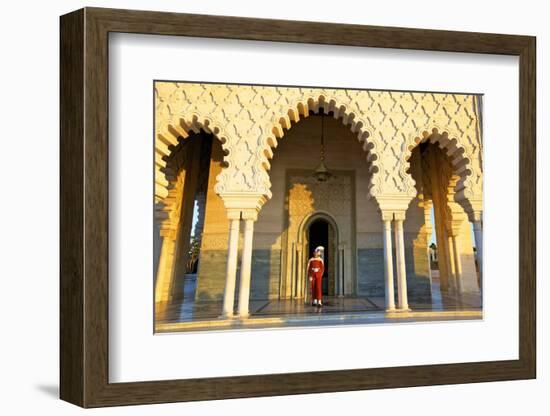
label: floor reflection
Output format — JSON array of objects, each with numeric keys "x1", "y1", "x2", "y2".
[{"x1": 156, "y1": 273, "x2": 482, "y2": 326}]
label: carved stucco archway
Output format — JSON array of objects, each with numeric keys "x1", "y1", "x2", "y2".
[
  {"x1": 155, "y1": 83, "x2": 484, "y2": 215},
  {"x1": 155, "y1": 130, "x2": 219, "y2": 236},
  {"x1": 403, "y1": 125, "x2": 482, "y2": 215},
  {"x1": 264, "y1": 95, "x2": 379, "y2": 196},
  {"x1": 155, "y1": 114, "x2": 231, "y2": 204}
]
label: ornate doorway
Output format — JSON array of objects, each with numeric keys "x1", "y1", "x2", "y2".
[
  {"x1": 307, "y1": 218, "x2": 336, "y2": 296},
  {"x1": 298, "y1": 212, "x2": 339, "y2": 302},
  {"x1": 283, "y1": 171, "x2": 355, "y2": 300}
]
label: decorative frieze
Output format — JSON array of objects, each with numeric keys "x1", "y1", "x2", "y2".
[{"x1": 155, "y1": 83, "x2": 483, "y2": 214}]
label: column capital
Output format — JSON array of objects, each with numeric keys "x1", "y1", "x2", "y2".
[
  {"x1": 422, "y1": 198, "x2": 433, "y2": 210},
  {"x1": 468, "y1": 209, "x2": 483, "y2": 224},
  {"x1": 241, "y1": 209, "x2": 259, "y2": 221},
  {"x1": 219, "y1": 192, "x2": 267, "y2": 220},
  {"x1": 446, "y1": 218, "x2": 463, "y2": 237},
  {"x1": 457, "y1": 197, "x2": 483, "y2": 222},
  {"x1": 226, "y1": 209, "x2": 241, "y2": 221},
  {"x1": 393, "y1": 211, "x2": 407, "y2": 222},
  {"x1": 375, "y1": 194, "x2": 414, "y2": 213},
  {"x1": 159, "y1": 227, "x2": 176, "y2": 240},
  {"x1": 380, "y1": 210, "x2": 394, "y2": 222}
]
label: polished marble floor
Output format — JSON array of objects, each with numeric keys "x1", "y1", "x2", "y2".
[{"x1": 157, "y1": 272, "x2": 482, "y2": 326}]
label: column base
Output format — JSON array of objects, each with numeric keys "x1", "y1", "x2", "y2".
[{"x1": 386, "y1": 307, "x2": 412, "y2": 314}]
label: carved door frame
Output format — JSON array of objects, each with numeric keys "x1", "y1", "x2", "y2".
[{"x1": 296, "y1": 211, "x2": 339, "y2": 302}]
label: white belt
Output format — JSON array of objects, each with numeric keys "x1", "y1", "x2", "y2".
[{"x1": 312, "y1": 268, "x2": 320, "y2": 272}]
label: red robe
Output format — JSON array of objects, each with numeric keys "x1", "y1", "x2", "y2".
[{"x1": 308, "y1": 258, "x2": 324, "y2": 301}]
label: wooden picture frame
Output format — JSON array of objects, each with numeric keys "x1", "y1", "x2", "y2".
[{"x1": 60, "y1": 7, "x2": 536, "y2": 408}]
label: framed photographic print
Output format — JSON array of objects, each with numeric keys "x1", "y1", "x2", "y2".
[{"x1": 60, "y1": 7, "x2": 536, "y2": 408}]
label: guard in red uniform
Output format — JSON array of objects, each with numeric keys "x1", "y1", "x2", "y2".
[{"x1": 307, "y1": 247, "x2": 325, "y2": 307}]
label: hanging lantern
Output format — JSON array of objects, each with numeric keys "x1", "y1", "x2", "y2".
[{"x1": 314, "y1": 111, "x2": 332, "y2": 182}]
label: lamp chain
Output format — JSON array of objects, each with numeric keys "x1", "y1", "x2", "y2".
[{"x1": 320, "y1": 112, "x2": 325, "y2": 161}]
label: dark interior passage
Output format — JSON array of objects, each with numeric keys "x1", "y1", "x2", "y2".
[{"x1": 308, "y1": 219, "x2": 329, "y2": 295}]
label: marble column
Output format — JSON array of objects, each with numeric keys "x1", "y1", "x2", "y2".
[
  {"x1": 337, "y1": 244, "x2": 345, "y2": 297},
  {"x1": 194, "y1": 191, "x2": 206, "y2": 245},
  {"x1": 300, "y1": 249, "x2": 304, "y2": 299},
  {"x1": 423, "y1": 200, "x2": 434, "y2": 284},
  {"x1": 221, "y1": 211, "x2": 241, "y2": 318},
  {"x1": 473, "y1": 220, "x2": 483, "y2": 277},
  {"x1": 451, "y1": 235, "x2": 463, "y2": 294},
  {"x1": 237, "y1": 212, "x2": 257, "y2": 318},
  {"x1": 447, "y1": 235, "x2": 457, "y2": 293},
  {"x1": 394, "y1": 212, "x2": 409, "y2": 311},
  {"x1": 382, "y1": 213, "x2": 396, "y2": 311},
  {"x1": 155, "y1": 231, "x2": 176, "y2": 307}
]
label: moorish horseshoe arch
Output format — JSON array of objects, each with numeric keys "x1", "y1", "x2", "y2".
[
  {"x1": 261, "y1": 95, "x2": 380, "y2": 197},
  {"x1": 154, "y1": 116, "x2": 234, "y2": 253},
  {"x1": 154, "y1": 123, "x2": 232, "y2": 307},
  {"x1": 402, "y1": 125, "x2": 482, "y2": 215},
  {"x1": 155, "y1": 129, "x2": 220, "y2": 231},
  {"x1": 155, "y1": 114, "x2": 232, "y2": 206},
  {"x1": 401, "y1": 125, "x2": 482, "y2": 295}
]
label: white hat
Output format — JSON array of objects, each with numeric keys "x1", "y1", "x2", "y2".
[{"x1": 315, "y1": 246, "x2": 324, "y2": 253}]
